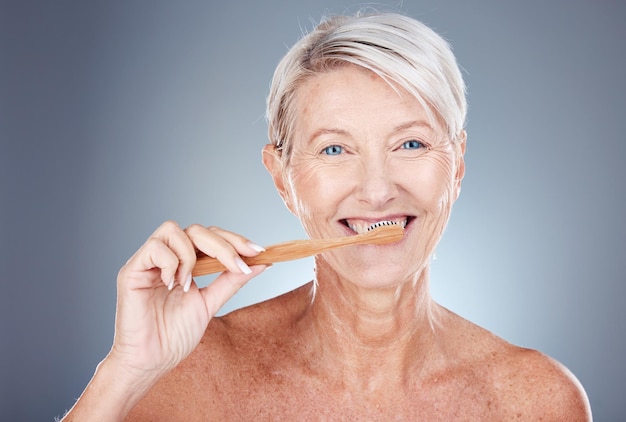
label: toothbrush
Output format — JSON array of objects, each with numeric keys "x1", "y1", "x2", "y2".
[{"x1": 192, "y1": 221, "x2": 404, "y2": 277}]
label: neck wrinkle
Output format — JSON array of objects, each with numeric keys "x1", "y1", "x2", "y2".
[{"x1": 300, "y1": 257, "x2": 444, "y2": 391}]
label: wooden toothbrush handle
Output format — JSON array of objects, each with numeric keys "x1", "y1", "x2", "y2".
[
  {"x1": 192, "y1": 237, "x2": 357, "y2": 277},
  {"x1": 191, "y1": 224, "x2": 403, "y2": 277}
]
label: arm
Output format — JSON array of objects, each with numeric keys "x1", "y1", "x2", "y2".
[
  {"x1": 61, "y1": 221, "x2": 268, "y2": 421},
  {"x1": 61, "y1": 356, "x2": 158, "y2": 421}
]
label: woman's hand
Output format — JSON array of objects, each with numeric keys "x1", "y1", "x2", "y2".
[
  {"x1": 108, "y1": 221, "x2": 267, "y2": 384},
  {"x1": 62, "y1": 221, "x2": 267, "y2": 421}
]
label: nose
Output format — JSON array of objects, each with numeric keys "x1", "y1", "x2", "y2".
[{"x1": 355, "y1": 156, "x2": 398, "y2": 209}]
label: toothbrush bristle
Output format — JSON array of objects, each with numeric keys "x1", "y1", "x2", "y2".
[{"x1": 367, "y1": 220, "x2": 397, "y2": 231}]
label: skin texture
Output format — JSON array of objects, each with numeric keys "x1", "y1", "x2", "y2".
[{"x1": 63, "y1": 66, "x2": 591, "y2": 421}]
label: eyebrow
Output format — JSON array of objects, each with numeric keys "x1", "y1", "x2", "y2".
[
  {"x1": 307, "y1": 119, "x2": 434, "y2": 144},
  {"x1": 307, "y1": 128, "x2": 350, "y2": 144},
  {"x1": 393, "y1": 119, "x2": 434, "y2": 133}
]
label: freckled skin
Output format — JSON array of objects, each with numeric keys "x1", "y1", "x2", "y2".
[
  {"x1": 281, "y1": 66, "x2": 461, "y2": 290},
  {"x1": 126, "y1": 67, "x2": 591, "y2": 421}
]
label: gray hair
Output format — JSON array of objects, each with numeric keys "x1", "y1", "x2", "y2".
[{"x1": 266, "y1": 12, "x2": 467, "y2": 160}]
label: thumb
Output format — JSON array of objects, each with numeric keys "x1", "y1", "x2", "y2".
[{"x1": 199, "y1": 265, "x2": 269, "y2": 317}]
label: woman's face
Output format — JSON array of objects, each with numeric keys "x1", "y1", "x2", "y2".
[{"x1": 264, "y1": 65, "x2": 465, "y2": 288}]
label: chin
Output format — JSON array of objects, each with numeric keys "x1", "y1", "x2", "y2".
[{"x1": 319, "y1": 252, "x2": 427, "y2": 290}]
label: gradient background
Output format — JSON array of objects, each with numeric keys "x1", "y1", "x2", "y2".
[{"x1": 1, "y1": 0, "x2": 624, "y2": 420}]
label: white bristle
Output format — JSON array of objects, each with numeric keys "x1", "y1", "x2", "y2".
[{"x1": 367, "y1": 220, "x2": 397, "y2": 231}]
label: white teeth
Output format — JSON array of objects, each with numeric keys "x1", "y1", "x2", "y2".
[
  {"x1": 347, "y1": 218, "x2": 408, "y2": 234},
  {"x1": 368, "y1": 221, "x2": 397, "y2": 231}
]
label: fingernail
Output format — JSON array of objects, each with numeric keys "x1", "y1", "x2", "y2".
[
  {"x1": 235, "y1": 256, "x2": 252, "y2": 275},
  {"x1": 168, "y1": 279, "x2": 175, "y2": 291},
  {"x1": 248, "y1": 242, "x2": 265, "y2": 253},
  {"x1": 183, "y1": 274, "x2": 193, "y2": 292}
]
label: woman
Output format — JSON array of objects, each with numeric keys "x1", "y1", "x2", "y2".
[{"x1": 63, "y1": 12, "x2": 591, "y2": 420}]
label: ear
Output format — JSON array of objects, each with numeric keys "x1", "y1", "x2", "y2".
[
  {"x1": 452, "y1": 130, "x2": 467, "y2": 201},
  {"x1": 262, "y1": 144, "x2": 296, "y2": 215}
]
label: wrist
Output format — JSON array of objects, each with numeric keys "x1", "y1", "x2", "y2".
[{"x1": 62, "y1": 355, "x2": 163, "y2": 421}]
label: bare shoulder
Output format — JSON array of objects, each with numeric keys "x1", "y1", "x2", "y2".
[
  {"x1": 125, "y1": 283, "x2": 313, "y2": 421},
  {"x1": 494, "y1": 345, "x2": 592, "y2": 421},
  {"x1": 450, "y1": 313, "x2": 592, "y2": 421}
]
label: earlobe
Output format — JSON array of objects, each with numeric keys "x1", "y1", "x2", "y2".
[{"x1": 262, "y1": 144, "x2": 296, "y2": 214}]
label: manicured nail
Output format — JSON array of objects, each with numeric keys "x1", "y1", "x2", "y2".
[
  {"x1": 168, "y1": 279, "x2": 175, "y2": 291},
  {"x1": 248, "y1": 242, "x2": 265, "y2": 253},
  {"x1": 183, "y1": 274, "x2": 192, "y2": 292},
  {"x1": 235, "y1": 256, "x2": 252, "y2": 275}
]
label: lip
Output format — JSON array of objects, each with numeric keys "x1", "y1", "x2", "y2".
[{"x1": 339, "y1": 215, "x2": 416, "y2": 235}]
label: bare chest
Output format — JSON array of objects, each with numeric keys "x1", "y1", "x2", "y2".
[{"x1": 182, "y1": 367, "x2": 505, "y2": 421}]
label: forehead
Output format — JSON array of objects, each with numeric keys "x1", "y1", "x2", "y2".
[{"x1": 292, "y1": 66, "x2": 441, "y2": 137}]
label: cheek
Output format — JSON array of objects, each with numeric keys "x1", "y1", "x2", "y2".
[
  {"x1": 433, "y1": 156, "x2": 457, "y2": 205},
  {"x1": 401, "y1": 154, "x2": 457, "y2": 212},
  {"x1": 285, "y1": 161, "x2": 347, "y2": 217}
]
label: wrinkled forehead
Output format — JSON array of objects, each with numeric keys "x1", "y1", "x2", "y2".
[{"x1": 290, "y1": 65, "x2": 445, "y2": 139}]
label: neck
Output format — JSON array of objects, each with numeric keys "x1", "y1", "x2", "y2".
[{"x1": 299, "y1": 257, "x2": 445, "y2": 391}]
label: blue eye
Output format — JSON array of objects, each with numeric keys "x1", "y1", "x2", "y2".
[
  {"x1": 322, "y1": 145, "x2": 344, "y2": 155},
  {"x1": 402, "y1": 140, "x2": 424, "y2": 150}
]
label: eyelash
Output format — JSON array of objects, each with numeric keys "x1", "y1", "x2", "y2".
[
  {"x1": 401, "y1": 140, "x2": 425, "y2": 150},
  {"x1": 321, "y1": 145, "x2": 344, "y2": 155},
  {"x1": 320, "y1": 140, "x2": 427, "y2": 156}
]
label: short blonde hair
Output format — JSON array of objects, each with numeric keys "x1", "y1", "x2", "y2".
[{"x1": 266, "y1": 12, "x2": 467, "y2": 160}]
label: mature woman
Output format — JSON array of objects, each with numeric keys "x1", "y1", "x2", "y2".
[{"x1": 63, "y1": 12, "x2": 591, "y2": 421}]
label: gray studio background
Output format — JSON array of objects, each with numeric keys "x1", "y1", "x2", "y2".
[{"x1": 1, "y1": 0, "x2": 624, "y2": 420}]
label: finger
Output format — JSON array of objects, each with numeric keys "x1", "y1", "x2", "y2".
[
  {"x1": 185, "y1": 225, "x2": 261, "y2": 275},
  {"x1": 121, "y1": 237, "x2": 180, "y2": 290},
  {"x1": 199, "y1": 265, "x2": 269, "y2": 317},
  {"x1": 122, "y1": 221, "x2": 196, "y2": 290},
  {"x1": 206, "y1": 226, "x2": 265, "y2": 257},
  {"x1": 152, "y1": 221, "x2": 197, "y2": 289}
]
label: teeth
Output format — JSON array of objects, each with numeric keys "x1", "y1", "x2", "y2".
[
  {"x1": 367, "y1": 220, "x2": 398, "y2": 231},
  {"x1": 347, "y1": 218, "x2": 407, "y2": 234}
]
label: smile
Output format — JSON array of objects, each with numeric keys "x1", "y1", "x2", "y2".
[{"x1": 341, "y1": 217, "x2": 414, "y2": 234}]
